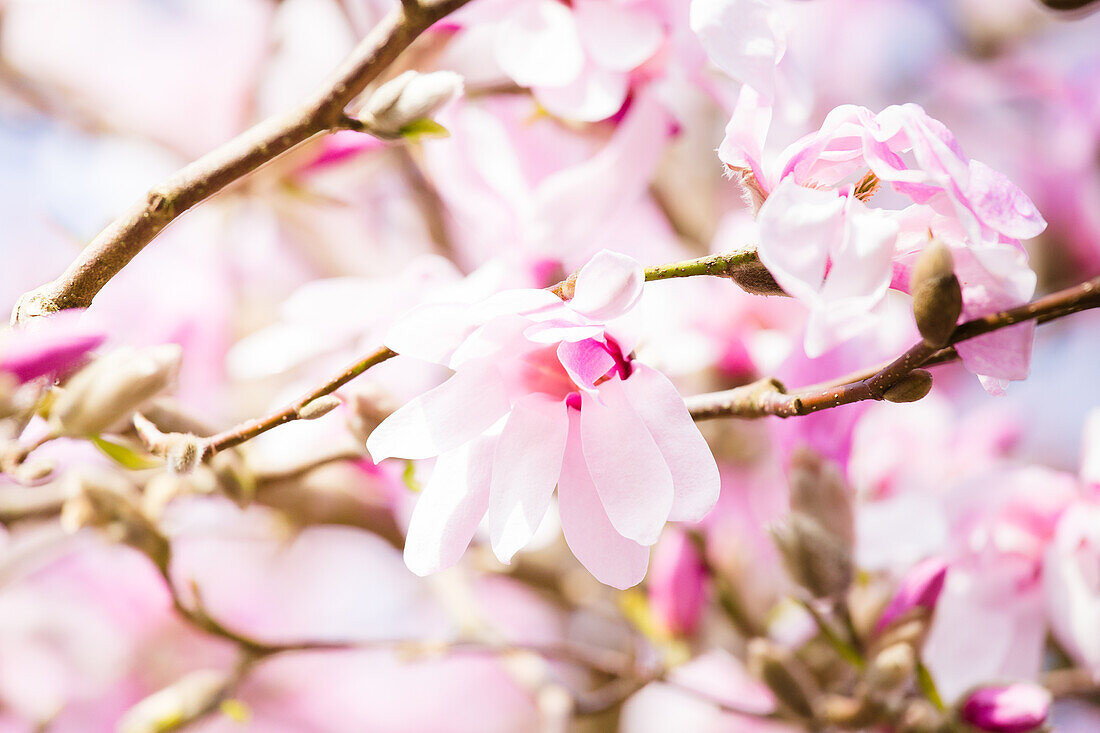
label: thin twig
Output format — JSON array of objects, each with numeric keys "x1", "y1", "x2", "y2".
[
  {"x1": 687, "y1": 275, "x2": 1100, "y2": 420},
  {"x1": 11, "y1": 0, "x2": 474, "y2": 324}
]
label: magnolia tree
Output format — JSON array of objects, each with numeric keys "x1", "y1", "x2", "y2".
[{"x1": 5, "y1": 0, "x2": 1100, "y2": 730}]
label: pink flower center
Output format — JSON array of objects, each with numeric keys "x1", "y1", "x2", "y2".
[{"x1": 509, "y1": 336, "x2": 632, "y2": 409}]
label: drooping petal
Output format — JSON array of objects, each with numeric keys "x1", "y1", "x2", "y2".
[
  {"x1": 494, "y1": 0, "x2": 584, "y2": 88},
  {"x1": 580, "y1": 378, "x2": 674, "y2": 545},
  {"x1": 367, "y1": 363, "x2": 511, "y2": 461},
  {"x1": 487, "y1": 394, "x2": 569, "y2": 563},
  {"x1": 755, "y1": 178, "x2": 846, "y2": 305},
  {"x1": 620, "y1": 364, "x2": 719, "y2": 522},
  {"x1": 558, "y1": 410, "x2": 650, "y2": 588},
  {"x1": 403, "y1": 434, "x2": 497, "y2": 576},
  {"x1": 567, "y1": 250, "x2": 645, "y2": 322},
  {"x1": 574, "y1": 0, "x2": 663, "y2": 72}
]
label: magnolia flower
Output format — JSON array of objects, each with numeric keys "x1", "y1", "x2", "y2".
[
  {"x1": 648, "y1": 528, "x2": 708, "y2": 635},
  {"x1": 367, "y1": 251, "x2": 720, "y2": 588},
  {"x1": 959, "y1": 683, "x2": 1052, "y2": 733}
]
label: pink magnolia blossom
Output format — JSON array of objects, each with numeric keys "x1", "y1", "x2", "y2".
[
  {"x1": 366, "y1": 250, "x2": 720, "y2": 588},
  {"x1": 960, "y1": 683, "x2": 1052, "y2": 733},
  {"x1": 0, "y1": 310, "x2": 104, "y2": 383},
  {"x1": 647, "y1": 527, "x2": 707, "y2": 636},
  {"x1": 466, "y1": 0, "x2": 665, "y2": 122},
  {"x1": 875, "y1": 556, "x2": 949, "y2": 633}
]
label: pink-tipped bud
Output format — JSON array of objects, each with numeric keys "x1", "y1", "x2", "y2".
[
  {"x1": 875, "y1": 557, "x2": 949, "y2": 634},
  {"x1": 647, "y1": 529, "x2": 707, "y2": 636},
  {"x1": 959, "y1": 683, "x2": 1051, "y2": 733},
  {"x1": 0, "y1": 311, "x2": 104, "y2": 383}
]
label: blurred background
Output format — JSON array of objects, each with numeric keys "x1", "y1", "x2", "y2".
[{"x1": 2, "y1": 0, "x2": 1100, "y2": 730}]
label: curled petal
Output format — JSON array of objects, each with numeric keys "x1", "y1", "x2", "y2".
[{"x1": 568, "y1": 250, "x2": 645, "y2": 322}]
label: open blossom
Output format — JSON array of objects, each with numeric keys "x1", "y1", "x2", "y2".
[
  {"x1": 717, "y1": 100, "x2": 1044, "y2": 389},
  {"x1": 367, "y1": 251, "x2": 720, "y2": 589},
  {"x1": 469, "y1": 0, "x2": 666, "y2": 122}
]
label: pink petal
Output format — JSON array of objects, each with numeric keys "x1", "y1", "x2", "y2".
[
  {"x1": 534, "y1": 64, "x2": 629, "y2": 122},
  {"x1": 690, "y1": 0, "x2": 784, "y2": 99},
  {"x1": 557, "y1": 338, "x2": 615, "y2": 390},
  {"x1": 558, "y1": 410, "x2": 649, "y2": 588},
  {"x1": 717, "y1": 85, "x2": 773, "y2": 183},
  {"x1": 755, "y1": 179, "x2": 846, "y2": 304},
  {"x1": 966, "y1": 160, "x2": 1047, "y2": 241},
  {"x1": 620, "y1": 364, "x2": 719, "y2": 522},
  {"x1": 366, "y1": 363, "x2": 511, "y2": 461},
  {"x1": 403, "y1": 435, "x2": 497, "y2": 576},
  {"x1": 487, "y1": 394, "x2": 569, "y2": 563},
  {"x1": 574, "y1": 0, "x2": 663, "y2": 72},
  {"x1": 0, "y1": 311, "x2": 105, "y2": 383},
  {"x1": 494, "y1": 0, "x2": 584, "y2": 88},
  {"x1": 567, "y1": 250, "x2": 645, "y2": 322},
  {"x1": 580, "y1": 378, "x2": 674, "y2": 545}
]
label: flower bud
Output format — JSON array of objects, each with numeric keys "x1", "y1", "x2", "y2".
[
  {"x1": 771, "y1": 514, "x2": 854, "y2": 598},
  {"x1": 133, "y1": 414, "x2": 202, "y2": 474},
  {"x1": 909, "y1": 242, "x2": 962, "y2": 348},
  {"x1": 51, "y1": 345, "x2": 182, "y2": 437},
  {"x1": 118, "y1": 669, "x2": 232, "y2": 733},
  {"x1": 747, "y1": 638, "x2": 819, "y2": 719},
  {"x1": 361, "y1": 70, "x2": 463, "y2": 139},
  {"x1": 867, "y1": 642, "x2": 916, "y2": 693},
  {"x1": 899, "y1": 699, "x2": 945, "y2": 733},
  {"x1": 296, "y1": 395, "x2": 341, "y2": 421},
  {"x1": 61, "y1": 471, "x2": 170, "y2": 572},
  {"x1": 788, "y1": 449, "x2": 855, "y2": 552},
  {"x1": 875, "y1": 557, "x2": 949, "y2": 635},
  {"x1": 959, "y1": 683, "x2": 1051, "y2": 733},
  {"x1": 883, "y1": 370, "x2": 934, "y2": 403},
  {"x1": 647, "y1": 528, "x2": 707, "y2": 636},
  {"x1": 728, "y1": 252, "x2": 787, "y2": 296},
  {"x1": 822, "y1": 695, "x2": 879, "y2": 728},
  {"x1": 1039, "y1": 0, "x2": 1100, "y2": 11},
  {"x1": 0, "y1": 311, "x2": 104, "y2": 384}
]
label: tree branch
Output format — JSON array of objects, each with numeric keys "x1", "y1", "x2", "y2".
[
  {"x1": 687, "y1": 275, "x2": 1100, "y2": 420},
  {"x1": 10, "y1": 0, "x2": 473, "y2": 325}
]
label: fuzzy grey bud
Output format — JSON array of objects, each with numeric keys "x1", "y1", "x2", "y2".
[
  {"x1": 771, "y1": 514, "x2": 854, "y2": 598},
  {"x1": 747, "y1": 639, "x2": 819, "y2": 719},
  {"x1": 867, "y1": 642, "x2": 916, "y2": 693},
  {"x1": 361, "y1": 70, "x2": 463, "y2": 138},
  {"x1": 296, "y1": 395, "x2": 341, "y2": 421},
  {"x1": 118, "y1": 669, "x2": 232, "y2": 733},
  {"x1": 788, "y1": 449, "x2": 855, "y2": 551},
  {"x1": 910, "y1": 242, "x2": 962, "y2": 348},
  {"x1": 51, "y1": 346, "x2": 181, "y2": 437},
  {"x1": 883, "y1": 370, "x2": 934, "y2": 403}
]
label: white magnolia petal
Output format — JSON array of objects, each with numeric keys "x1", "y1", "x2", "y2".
[
  {"x1": 558, "y1": 410, "x2": 650, "y2": 589},
  {"x1": 621, "y1": 364, "x2": 720, "y2": 522},
  {"x1": 568, "y1": 250, "x2": 645, "y2": 322},
  {"x1": 580, "y1": 378, "x2": 674, "y2": 545},
  {"x1": 366, "y1": 364, "x2": 510, "y2": 461},
  {"x1": 488, "y1": 394, "x2": 569, "y2": 563},
  {"x1": 403, "y1": 435, "x2": 497, "y2": 576}
]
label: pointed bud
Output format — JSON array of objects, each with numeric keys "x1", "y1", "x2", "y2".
[
  {"x1": 747, "y1": 638, "x2": 819, "y2": 719},
  {"x1": 883, "y1": 370, "x2": 934, "y2": 403},
  {"x1": 788, "y1": 449, "x2": 855, "y2": 551},
  {"x1": 118, "y1": 669, "x2": 232, "y2": 733},
  {"x1": 133, "y1": 413, "x2": 202, "y2": 474},
  {"x1": 296, "y1": 395, "x2": 341, "y2": 421},
  {"x1": 51, "y1": 345, "x2": 182, "y2": 436},
  {"x1": 899, "y1": 699, "x2": 945, "y2": 733},
  {"x1": 360, "y1": 70, "x2": 463, "y2": 139},
  {"x1": 876, "y1": 557, "x2": 949, "y2": 635},
  {"x1": 959, "y1": 683, "x2": 1051, "y2": 733},
  {"x1": 822, "y1": 695, "x2": 879, "y2": 728},
  {"x1": 647, "y1": 528, "x2": 707, "y2": 636},
  {"x1": 771, "y1": 514, "x2": 854, "y2": 598},
  {"x1": 910, "y1": 242, "x2": 962, "y2": 348}
]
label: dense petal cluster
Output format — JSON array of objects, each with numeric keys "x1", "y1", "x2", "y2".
[{"x1": 368, "y1": 251, "x2": 720, "y2": 588}]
